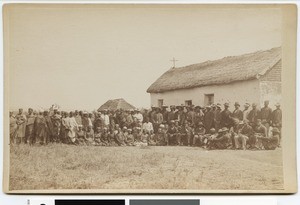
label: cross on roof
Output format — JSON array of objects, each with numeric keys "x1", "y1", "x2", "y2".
[{"x1": 170, "y1": 57, "x2": 178, "y2": 68}]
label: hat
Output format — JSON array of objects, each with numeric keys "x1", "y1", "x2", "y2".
[
  {"x1": 195, "y1": 106, "x2": 201, "y2": 109},
  {"x1": 127, "y1": 128, "x2": 132, "y2": 132},
  {"x1": 123, "y1": 126, "x2": 127, "y2": 130},
  {"x1": 275, "y1": 103, "x2": 280, "y2": 107},
  {"x1": 224, "y1": 103, "x2": 229, "y2": 107},
  {"x1": 170, "y1": 120, "x2": 175, "y2": 124},
  {"x1": 272, "y1": 127, "x2": 280, "y2": 133},
  {"x1": 216, "y1": 103, "x2": 222, "y2": 108},
  {"x1": 234, "y1": 102, "x2": 240, "y2": 106},
  {"x1": 252, "y1": 103, "x2": 257, "y2": 107},
  {"x1": 244, "y1": 103, "x2": 250, "y2": 107},
  {"x1": 162, "y1": 105, "x2": 168, "y2": 108},
  {"x1": 239, "y1": 121, "x2": 245, "y2": 125},
  {"x1": 211, "y1": 104, "x2": 216, "y2": 108},
  {"x1": 159, "y1": 124, "x2": 165, "y2": 128},
  {"x1": 210, "y1": 128, "x2": 216, "y2": 132}
]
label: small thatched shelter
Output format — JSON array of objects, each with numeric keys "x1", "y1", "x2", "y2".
[
  {"x1": 147, "y1": 47, "x2": 281, "y2": 108},
  {"x1": 98, "y1": 98, "x2": 135, "y2": 111}
]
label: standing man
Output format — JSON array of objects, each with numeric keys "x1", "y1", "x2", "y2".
[
  {"x1": 25, "y1": 108, "x2": 36, "y2": 144},
  {"x1": 74, "y1": 110, "x2": 82, "y2": 126},
  {"x1": 15, "y1": 108, "x2": 27, "y2": 144},
  {"x1": 203, "y1": 105, "x2": 214, "y2": 133},
  {"x1": 248, "y1": 103, "x2": 260, "y2": 127},
  {"x1": 271, "y1": 103, "x2": 282, "y2": 146},
  {"x1": 232, "y1": 102, "x2": 243, "y2": 121},
  {"x1": 214, "y1": 104, "x2": 222, "y2": 132},
  {"x1": 167, "y1": 106, "x2": 177, "y2": 124},
  {"x1": 220, "y1": 103, "x2": 232, "y2": 129},
  {"x1": 9, "y1": 111, "x2": 18, "y2": 144},
  {"x1": 260, "y1": 100, "x2": 272, "y2": 137}
]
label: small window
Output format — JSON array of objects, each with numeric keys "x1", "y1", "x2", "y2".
[
  {"x1": 158, "y1": 99, "x2": 164, "y2": 108},
  {"x1": 204, "y1": 94, "x2": 214, "y2": 105},
  {"x1": 185, "y1": 100, "x2": 192, "y2": 106}
]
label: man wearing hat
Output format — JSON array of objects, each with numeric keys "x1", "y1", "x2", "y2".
[
  {"x1": 177, "y1": 105, "x2": 187, "y2": 126},
  {"x1": 260, "y1": 100, "x2": 273, "y2": 137},
  {"x1": 156, "y1": 124, "x2": 168, "y2": 146},
  {"x1": 193, "y1": 122, "x2": 206, "y2": 147},
  {"x1": 261, "y1": 127, "x2": 280, "y2": 150},
  {"x1": 232, "y1": 102, "x2": 243, "y2": 121},
  {"x1": 220, "y1": 103, "x2": 232, "y2": 129},
  {"x1": 234, "y1": 121, "x2": 253, "y2": 150},
  {"x1": 248, "y1": 103, "x2": 260, "y2": 128},
  {"x1": 213, "y1": 104, "x2": 222, "y2": 132},
  {"x1": 271, "y1": 103, "x2": 282, "y2": 146},
  {"x1": 252, "y1": 119, "x2": 268, "y2": 149},
  {"x1": 168, "y1": 120, "x2": 178, "y2": 145},
  {"x1": 194, "y1": 106, "x2": 204, "y2": 126},
  {"x1": 204, "y1": 105, "x2": 214, "y2": 133},
  {"x1": 209, "y1": 127, "x2": 231, "y2": 150},
  {"x1": 167, "y1": 106, "x2": 177, "y2": 124},
  {"x1": 186, "y1": 106, "x2": 195, "y2": 125},
  {"x1": 161, "y1": 105, "x2": 169, "y2": 123},
  {"x1": 25, "y1": 108, "x2": 36, "y2": 144}
]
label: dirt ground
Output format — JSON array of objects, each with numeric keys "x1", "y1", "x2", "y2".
[{"x1": 9, "y1": 144, "x2": 283, "y2": 191}]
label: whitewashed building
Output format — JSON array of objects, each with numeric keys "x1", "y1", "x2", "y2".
[{"x1": 147, "y1": 47, "x2": 281, "y2": 109}]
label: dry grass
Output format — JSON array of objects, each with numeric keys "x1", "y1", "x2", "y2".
[{"x1": 9, "y1": 144, "x2": 283, "y2": 191}]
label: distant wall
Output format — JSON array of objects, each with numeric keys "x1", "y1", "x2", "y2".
[
  {"x1": 150, "y1": 79, "x2": 262, "y2": 109},
  {"x1": 259, "y1": 60, "x2": 282, "y2": 107}
]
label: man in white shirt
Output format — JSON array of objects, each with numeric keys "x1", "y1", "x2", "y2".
[
  {"x1": 142, "y1": 117, "x2": 153, "y2": 134},
  {"x1": 134, "y1": 109, "x2": 144, "y2": 126}
]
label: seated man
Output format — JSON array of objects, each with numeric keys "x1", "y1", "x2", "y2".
[
  {"x1": 115, "y1": 127, "x2": 126, "y2": 146},
  {"x1": 203, "y1": 128, "x2": 216, "y2": 148},
  {"x1": 234, "y1": 121, "x2": 253, "y2": 150},
  {"x1": 209, "y1": 127, "x2": 231, "y2": 150},
  {"x1": 100, "y1": 127, "x2": 110, "y2": 146},
  {"x1": 85, "y1": 125, "x2": 95, "y2": 146},
  {"x1": 147, "y1": 130, "x2": 156, "y2": 146},
  {"x1": 125, "y1": 128, "x2": 135, "y2": 146},
  {"x1": 94, "y1": 127, "x2": 102, "y2": 146},
  {"x1": 252, "y1": 119, "x2": 268, "y2": 149},
  {"x1": 260, "y1": 127, "x2": 280, "y2": 150},
  {"x1": 193, "y1": 122, "x2": 206, "y2": 147},
  {"x1": 76, "y1": 125, "x2": 86, "y2": 145},
  {"x1": 135, "y1": 129, "x2": 148, "y2": 146},
  {"x1": 156, "y1": 124, "x2": 168, "y2": 146},
  {"x1": 168, "y1": 120, "x2": 178, "y2": 145}
]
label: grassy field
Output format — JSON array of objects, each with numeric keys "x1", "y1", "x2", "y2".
[{"x1": 9, "y1": 144, "x2": 283, "y2": 191}]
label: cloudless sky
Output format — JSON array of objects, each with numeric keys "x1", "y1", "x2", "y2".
[{"x1": 7, "y1": 4, "x2": 281, "y2": 111}]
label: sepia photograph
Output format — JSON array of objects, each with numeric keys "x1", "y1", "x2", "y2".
[{"x1": 2, "y1": 4, "x2": 297, "y2": 193}]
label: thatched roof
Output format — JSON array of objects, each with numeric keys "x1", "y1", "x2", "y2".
[
  {"x1": 98, "y1": 98, "x2": 135, "y2": 111},
  {"x1": 147, "y1": 47, "x2": 281, "y2": 93}
]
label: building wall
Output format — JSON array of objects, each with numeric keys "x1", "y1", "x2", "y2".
[
  {"x1": 150, "y1": 79, "x2": 261, "y2": 109},
  {"x1": 259, "y1": 60, "x2": 281, "y2": 107}
]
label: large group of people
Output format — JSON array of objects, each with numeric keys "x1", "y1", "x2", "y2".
[{"x1": 9, "y1": 100, "x2": 282, "y2": 150}]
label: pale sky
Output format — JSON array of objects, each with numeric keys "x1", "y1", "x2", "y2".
[{"x1": 6, "y1": 4, "x2": 282, "y2": 111}]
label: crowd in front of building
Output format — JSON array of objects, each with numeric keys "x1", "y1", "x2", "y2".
[{"x1": 9, "y1": 100, "x2": 282, "y2": 150}]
